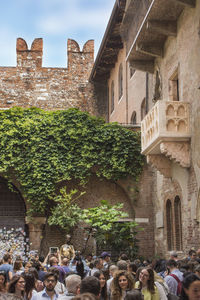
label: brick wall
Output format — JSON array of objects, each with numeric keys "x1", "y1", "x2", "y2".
[{"x1": 0, "y1": 38, "x2": 97, "y2": 114}]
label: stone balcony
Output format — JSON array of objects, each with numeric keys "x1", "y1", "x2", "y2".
[{"x1": 141, "y1": 100, "x2": 191, "y2": 177}]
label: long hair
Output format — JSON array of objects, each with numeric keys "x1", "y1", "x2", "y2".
[
  {"x1": 93, "y1": 270, "x2": 108, "y2": 300},
  {"x1": 138, "y1": 267, "x2": 155, "y2": 294},
  {"x1": 180, "y1": 273, "x2": 200, "y2": 300},
  {"x1": 24, "y1": 273, "x2": 36, "y2": 300},
  {"x1": 13, "y1": 261, "x2": 23, "y2": 273},
  {"x1": 0, "y1": 271, "x2": 7, "y2": 292},
  {"x1": 111, "y1": 270, "x2": 135, "y2": 300},
  {"x1": 8, "y1": 275, "x2": 25, "y2": 296}
]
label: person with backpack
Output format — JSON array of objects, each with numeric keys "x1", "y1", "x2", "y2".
[{"x1": 164, "y1": 260, "x2": 183, "y2": 296}]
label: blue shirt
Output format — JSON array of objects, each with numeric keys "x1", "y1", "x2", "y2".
[
  {"x1": 0, "y1": 263, "x2": 13, "y2": 281},
  {"x1": 31, "y1": 289, "x2": 59, "y2": 300}
]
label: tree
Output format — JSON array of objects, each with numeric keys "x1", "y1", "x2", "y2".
[
  {"x1": 82, "y1": 200, "x2": 139, "y2": 260},
  {"x1": 48, "y1": 187, "x2": 85, "y2": 233}
]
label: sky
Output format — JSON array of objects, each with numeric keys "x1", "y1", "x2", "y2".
[{"x1": 0, "y1": 0, "x2": 115, "y2": 67}]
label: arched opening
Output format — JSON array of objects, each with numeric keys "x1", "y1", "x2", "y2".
[
  {"x1": 174, "y1": 196, "x2": 182, "y2": 250},
  {"x1": 131, "y1": 111, "x2": 137, "y2": 125},
  {"x1": 118, "y1": 63, "x2": 123, "y2": 100},
  {"x1": 0, "y1": 177, "x2": 26, "y2": 227},
  {"x1": 0, "y1": 177, "x2": 28, "y2": 257},
  {"x1": 141, "y1": 98, "x2": 147, "y2": 121},
  {"x1": 166, "y1": 199, "x2": 173, "y2": 250},
  {"x1": 111, "y1": 80, "x2": 114, "y2": 114}
]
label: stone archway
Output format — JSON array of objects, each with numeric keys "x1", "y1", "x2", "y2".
[
  {"x1": 0, "y1": 177, "x2": 46, "y2": 254},
  {"x1": 0, "y1": 177, "x2": 26, "y2": 228},
  {"x1": 0, "y1": 177, "x2": 28, "y2": 258}
]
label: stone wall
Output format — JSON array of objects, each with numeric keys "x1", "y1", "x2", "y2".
[
  {"x1": 148, "y1": 2, "x2": 200, "y2": 256},
  {"x1": 0, "y1": 38, "x2": 97, "y2": 114}
]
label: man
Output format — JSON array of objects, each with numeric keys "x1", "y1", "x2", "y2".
[
  {"x1": 0, "y1": 253, "x2": 13, "y2": 281},
  {"x1": 88, "y1": 258, "x2": 103, "y2": 276},
  {"x1": 188, "y1": 249, "x2": 197, "y2": 261},
  {"x1": 169, "y1": 251, "x2": 179, "y2": 261},
  {"x1": 107, "y1": 264, "x2": 118, "y2": 294},
  {"x1": 61, "y1": 258, "x2": 70, "y2": 274},
  {"x1": 85, "y1": 254, "x2": 93, "y2": 267},
  {"x1": 164, "y1": 260, "x2": 183, "y2": 296},
  {"x1": 58, "y1": 274, "x2": 81, "y2": 299},
  {"x1": 32, "y1": 272, "x2": 59, "y2": 300},
  {"x1": 116, "y1": 260, "x2": 128, "y2": 271},
  {"x1": 100, "y1": 252, "x2": 111, "y2": 269},
  {"x1": 49, "y1": 256, "x2": 65, "y2": 283},
  {"x1": 80, "y1": 276, "x2": 100, "y2": 299}
]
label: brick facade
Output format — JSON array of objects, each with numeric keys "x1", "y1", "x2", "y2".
[{"x1": 0, "y1": 38, "x2": 97, "y2": 114}]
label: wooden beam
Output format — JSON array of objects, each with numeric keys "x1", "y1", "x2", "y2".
[
  {"x1": 174, "y1": 0, "x2": 195, "y2": 7},
  {"x1": 136, "y1": 43, "x2": 163, "y2": 58},
  {"x1": 99, "y1": 63, "x2": 115, "y2": 69},
  {"x1": 147, "y1": 20, "x2": 177, "y2": 37},
  {"x1": 93, "y1": 73, "x2": 110, "y2": 82},
  {"x1": 129, "y1": 60, "x2": 155, "y2": 74},
  {"x1": 106, "y1": 41, "x2": 123, "y2": 49}
]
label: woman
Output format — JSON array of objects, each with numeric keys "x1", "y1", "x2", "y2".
[
  {"x1": 24, "y1": 273, "x2": 37, "y2": 300},
  {"x1": 135, "y1": 267, "x2": 159, "y2": 300},
  {"x1": 180, "y1": 273, "x2": 200, "y2": 300},
  {"x1": 13, "y1": 260, "x2": 24, "y2": 276},
  {"x1": 93, "y1": 270, "x2": 108, "y2": 300},
  {"x1": 8, "y1": 274, "x2": 26, "y2": 299},
  {"x1": 28, "y1": 267, "x2": 44, "y2": 292},
  {"x1": 110, "y1": 270, "x2": 135, "y2": 300},
  {"x1": 0, "y1": 271, "x2": 7, "y2": 293},
  {"x1": 24, "y1": 262, "x2": 33, "y2": 274},
  {"x1": 128, "y1": 263, "x2": 138, "y2": 279}
]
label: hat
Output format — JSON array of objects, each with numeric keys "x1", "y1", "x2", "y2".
[{"x1": 101, "y1": 252, "x2": 111, "y2": 258}]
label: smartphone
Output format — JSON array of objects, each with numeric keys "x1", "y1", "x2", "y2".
[{"x1": 49, "y1": 247, "x2": 58, "y2": 254}]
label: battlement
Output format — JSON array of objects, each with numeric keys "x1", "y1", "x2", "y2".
[
  {"x1": 17, "y1": 38, "x2": 43, "y2": 69},
  {"x1": 16, "y1": 38, "x2": 94, "y2": 70},
  {"x1": 0, "y1": 37, "x2": 96, "y2": 113}
]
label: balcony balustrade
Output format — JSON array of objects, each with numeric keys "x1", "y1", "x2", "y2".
[{"x1": 141, "y1": 100, "x2": 191, "y2": 177}]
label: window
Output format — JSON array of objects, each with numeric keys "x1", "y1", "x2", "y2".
[
  {"x1": 166, "y1": 196, "x2": 182, "y2": 251},
  {"x1": 111, "y1": 81, "x2": 114, "y2": 114},
  {"x1": 141, "y1": 98, "x2": 147, "y2": 121},
  {"x1": 118, "y1": 63, "x2": 123, "y2": 100},
  {"x1": 131, "y1": 111, "x2": 137, "y2": 124},
  {"x1": 174, "y1": 196, "x2": 182, "y2": 250},
  {"x1": 166, "y1": 199, "x2": 173, "y2": 251},
  {"x1": 169, "y1": 69, "x2": 179, "y2": 101}
]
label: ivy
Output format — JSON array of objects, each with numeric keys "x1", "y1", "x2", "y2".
[{"x1": 0, "y1": 107, "x2": 144, "y2": 215}]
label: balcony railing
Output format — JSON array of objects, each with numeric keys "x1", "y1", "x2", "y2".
[{"x1": 141, "y1": 100, "x2": 191, "y2": 155}]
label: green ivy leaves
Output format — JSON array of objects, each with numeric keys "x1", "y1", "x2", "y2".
[{"x1": 0, "y1": 107, "x2": 144, "y2": 215}]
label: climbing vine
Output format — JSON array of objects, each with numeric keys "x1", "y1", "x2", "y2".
[{"x1": 0, "y1": 107, "x2": 144, "y2": 215}]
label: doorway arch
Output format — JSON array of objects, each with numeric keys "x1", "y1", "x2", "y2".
[{"x1": 0, "y1": 177, "x2": 26, "y2": 228}]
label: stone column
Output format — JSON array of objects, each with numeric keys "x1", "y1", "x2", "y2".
[{"x1": 26, "y1": 217, "x2": 46, "y2": 251}]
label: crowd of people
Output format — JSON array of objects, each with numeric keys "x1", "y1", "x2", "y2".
[{"x1": 0, "y1": 248, "x2": 200, "y2": 300}]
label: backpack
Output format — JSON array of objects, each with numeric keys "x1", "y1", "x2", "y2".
[{"x1": 169, "y1": 274, "x2": 182, "y2": 296}]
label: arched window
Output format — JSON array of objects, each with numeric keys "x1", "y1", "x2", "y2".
[
  {"x1": 174, "y1": 196, "x2": 182, "y2": 250},
  {"x1": 141, "y1": 98, "x2": 146, "y2": 121},
  {"x1": 166, "y1": 199, "x2": 173, "y2": 251},
  {"x1": 118, "y1": 63, "x2": 123, "y2": 100},
  {"x1": 111, "y1": 81, "x2": 114, "y2": 114},
  {"x1": 131, "y1": 111, "x2": 137, "y2": 125}
]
